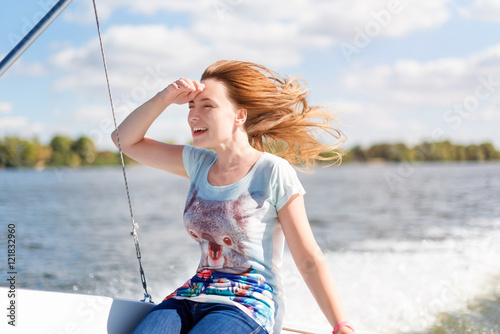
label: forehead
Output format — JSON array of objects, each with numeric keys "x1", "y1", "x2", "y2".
[{"x1": 192, "y1": 79, "x2": 229, "y2": 103}]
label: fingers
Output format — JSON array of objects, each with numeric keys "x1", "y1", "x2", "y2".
[
  {"x1": 165, "y1": 78, "x2": 205, "y2": 105},
  {"x1": 193, "y1": 80, "x2": 205, "y2": 91},
  {"x1": 173, "y1": 78, "x2": 205, "y2": 92}
]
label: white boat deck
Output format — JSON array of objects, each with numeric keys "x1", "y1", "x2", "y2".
[{"x1": 0, "y1": 287, "x2": 327, "y2": 333}]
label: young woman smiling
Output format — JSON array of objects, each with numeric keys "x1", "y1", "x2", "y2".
[{"x1": 113, "y1": 60, "x2": 354, "y2": 334}]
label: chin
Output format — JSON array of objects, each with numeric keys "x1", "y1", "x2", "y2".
[
  {"x1": 192, "y1": 142, "x2": 207, "y2": 149},
  {"x1": 192, "y1": 140, "x2": 214, "y2": 150}
]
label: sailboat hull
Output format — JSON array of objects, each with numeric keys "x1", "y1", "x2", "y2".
[
  {"x1": 1, "y1": 287, "x2": 154, "y2": 333},
  {"x1": 0, "y1": 287, "x2": 323, "y2": 333}
]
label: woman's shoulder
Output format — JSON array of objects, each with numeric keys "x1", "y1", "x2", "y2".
[
  {"x1": 183, "y1": 145, "x2": 217, "y2": 162},
  {"x1": 261, "y1": 152, "x2": 293, "y2": 167},
  {"x1": 183, "y1": 145, "x2": 217, "y2": 178},
  {"x1": 258, "y1": 152, "x2": 297, "y2": 176}
]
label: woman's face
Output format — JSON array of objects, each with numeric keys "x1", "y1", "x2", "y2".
[{"x1": 188, "y1": 79, "x2": 242, "y2": 149}]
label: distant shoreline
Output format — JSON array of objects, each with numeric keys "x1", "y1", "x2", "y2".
[
  {"x1": 2, "y1": 160, "x2": 500, "y2": 173},
  {"x1": 1, "y1": 135, "x2": 499, "y2": 168}
]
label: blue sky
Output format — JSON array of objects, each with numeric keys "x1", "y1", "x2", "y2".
[{"x1": 1, "y1": 0, "x2": 499, "y2": 150}]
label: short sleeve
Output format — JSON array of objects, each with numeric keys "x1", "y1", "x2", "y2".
[
  {"x1": 272, "y1": 159, "x2": 306, "y2": 211},
  {"x1": 182, "y1": 145, "x2": 216, "y2": 180}
]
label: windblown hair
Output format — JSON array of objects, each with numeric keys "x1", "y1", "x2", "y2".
[{"x1": 201, "y1": 60, "x2": 345, "y2": 169}]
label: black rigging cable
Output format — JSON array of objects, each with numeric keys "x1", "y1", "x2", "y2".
[{"x1": 91, "y1": 0, "x2": 153, "y2": 304}]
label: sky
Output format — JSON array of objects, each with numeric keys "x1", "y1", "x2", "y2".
[{"x1": 1, "y1": 0, "x2": 499, "y2": 151}]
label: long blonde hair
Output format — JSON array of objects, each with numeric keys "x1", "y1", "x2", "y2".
[{"x1": 201, "y1": 60, "x2": 345, "y2": 169}]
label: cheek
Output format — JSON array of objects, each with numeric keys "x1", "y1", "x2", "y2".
[{"x1": 222, "y1": 112, "x2": 239, "y2": 128}]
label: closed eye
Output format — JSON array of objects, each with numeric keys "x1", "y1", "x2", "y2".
[{"x1": 188, "y1": 104, "x2": 213, "y2": 109}]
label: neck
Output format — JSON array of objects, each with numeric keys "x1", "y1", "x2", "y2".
[
  {"x1": 215, "y1": 142, "x2": 259, "y2": 167},
  {"x1": 213, "y1": 131, "x2": 261, "y2": 167}
]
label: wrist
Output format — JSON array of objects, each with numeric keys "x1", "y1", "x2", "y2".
[
  {"x1": 333, "y1": 321, "x2": 355, "y2": 334},
  {"x1": 155, "y1": 90, "x2": 172, "y2": 104},
  {"x1": 153, "y1": 91, "x2": 174, "y2": 110},
  {"x1": 337, "y1": 327, "x2": 354, "y2": 334}
]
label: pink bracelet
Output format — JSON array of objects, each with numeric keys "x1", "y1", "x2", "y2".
[{"x1": 333, "y1": 321, "x2": 355, "y2": 334}]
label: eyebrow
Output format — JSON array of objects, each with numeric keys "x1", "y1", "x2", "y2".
[{"x1": 189, "y1": 98, "x2": 214, "y2": 104}]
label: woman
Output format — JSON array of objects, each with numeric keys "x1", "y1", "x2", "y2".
[{"x1": 113, "y1": 60, "x2": 355, "y2": 334}]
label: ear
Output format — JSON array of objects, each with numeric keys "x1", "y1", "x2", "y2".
[{"x1": 235, "y1": 108, "x2": 247, "y2": 126}]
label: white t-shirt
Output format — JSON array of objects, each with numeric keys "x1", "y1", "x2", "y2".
[{"x1": 165, "y1": 145, "x2": 305, "y2": 333}]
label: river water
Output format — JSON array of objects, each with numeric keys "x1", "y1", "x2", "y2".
[{"x1": 1, "y1": 162, "x2": 499, "y2": 333}]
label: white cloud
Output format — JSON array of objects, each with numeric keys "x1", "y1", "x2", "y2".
[
  {"x1": 339, "y1": 43, "x2": 500, "y2": 111},
  {"x1": 53, "y1": 0, "x2": 456, "y2": 97},
  {"x1": 74, "y1": 105, "x2": 109, "y2": 123},
  {"x1": 49, "y1": 11, "x2": 334, "y2": 98},
  {"x1": 63, "y1": 0, "x2": 210, "y2": 24},
  {"x1": 0, "y1": 116, "x2": 44, "y2": 138},
  {"x1": 49, "y1": 26, "x2": 208, "y2": 121},
  {"x1": 298, "y1": 0, "x2": 451, "y2": 44},
  {"x1": 2, "y1": 59, "x2": 46, "y2": 77},
  {"x1": 63, "y1": 0, "x2": 123, "y2": 24},
  {"x1": 333, "y1": 43, "x2": 500, "y2": 146},
  {"x1": 36, "y1": 0, "x2": 500, "y2": 148},
  {"x1": 191, "y1": 16, "x2": 329, "y2": 68},
  {"x1": 127, "y1": 0, "x2": 209, "y2": 15},
  {"x1": 0, "y1": 102, "x2": 13, "y2": 114},
  {"x1": 459, "y1": 0, "x2": 500, "y2": 22},
  {"x1": 65, "y1": 0, "x2": 453, "y2": 42},
  {"x1": 478, "y1": 107, "x2": 500, "y2": 122},
  {"x1": 0, "y1": 116, "x2": 27, "y2": 129},
  {"x1": 338, "y1": 103, "x2": 430, "y2": 147}
]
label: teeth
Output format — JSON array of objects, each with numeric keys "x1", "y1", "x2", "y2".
[{"x1": 193, "y1": 127, "x2": 207, "y2": 132}]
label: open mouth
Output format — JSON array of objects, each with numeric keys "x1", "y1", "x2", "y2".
[{"x1": 193, "y1": 127, "x2": 208, "y2": 135}]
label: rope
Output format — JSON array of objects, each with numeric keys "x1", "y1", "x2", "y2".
[{"x1": 91, "y1": 0, "x2": 153, "y2": 304}]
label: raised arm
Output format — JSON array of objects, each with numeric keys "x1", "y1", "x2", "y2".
[
  {"x1": 111, "y1": 78, "x2": 204, "y2": 177},
  {"x1": 278, "y1": 194, "x2": 355, "y2": 334}
]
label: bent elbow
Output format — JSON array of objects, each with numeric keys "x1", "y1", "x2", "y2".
[{"x1": 110, "y1": 130, "x2": 119, "y2": 148}]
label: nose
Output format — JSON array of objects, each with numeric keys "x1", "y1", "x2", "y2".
[{"x1": 188, "y1": 107, "x2": 200, "y2": 123}]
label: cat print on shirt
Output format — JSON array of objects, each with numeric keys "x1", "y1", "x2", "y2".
[{"x1": 184, "y1": 189, "x2": 262, "y2": 274}]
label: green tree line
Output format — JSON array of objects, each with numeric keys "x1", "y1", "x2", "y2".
[
  {"x1": 1, "y1": 136, "x2": 499, "y2": 168},
  {"x1": 338, "y1": 141, "x2": 500, "y2": 163},
  {"x1": 0, "y1": 136, "x2": 124, "y2": 168}
]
